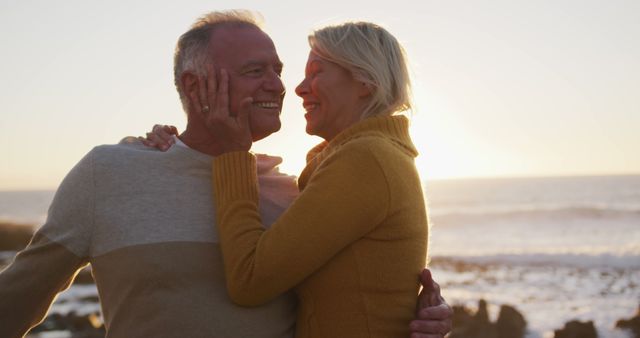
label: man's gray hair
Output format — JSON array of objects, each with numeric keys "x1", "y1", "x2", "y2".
[{"x1": 174, "y1": 10, "x2": 265, "y2": 112}]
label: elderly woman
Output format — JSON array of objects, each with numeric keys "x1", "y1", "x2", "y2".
[{"x1": 205, "y1": 21, "x2": 429, "y2": 338}]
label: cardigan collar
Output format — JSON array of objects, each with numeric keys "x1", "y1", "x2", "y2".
[{"x1": 297, "y1": 114, "x2": 418, "y2": 190}]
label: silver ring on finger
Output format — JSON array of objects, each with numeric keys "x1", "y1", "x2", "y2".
[{"x1": 202, "y1": 105, "x2": 210, "y2": 113}]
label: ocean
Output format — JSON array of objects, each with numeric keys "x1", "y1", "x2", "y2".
[
  {"x1": 1, "y1": 175, "x2": 639, "y2": 337},
  {"x1": 425, "y1": 175, "x2": 640, "y2": 338}
]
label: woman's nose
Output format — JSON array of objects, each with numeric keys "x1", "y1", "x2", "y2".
[{"x1": 295, "y1": 78, "x2": 309, "y2": 97}]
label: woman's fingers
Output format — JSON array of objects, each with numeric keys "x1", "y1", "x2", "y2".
[
  {"x1": 418, "y1": 269, "x2": 445, "y2": 307},
  {"x1": 140, "y1": 124, "x2": 179, "y2": 151},
  {"x1": 215, "y1": 68, "x2": 230, "y2": 118},
  {"x1": 417, "y1": 269, "x2": 435, "y2": 309},
  {"x1": 409, "y1": 319, "x2": 449, "y2": 338},
  {"x1": 152, "y1": 125, "x2": 176, "y2": 145},
  {"x1": 431, "y1": 280, "x2": 443, "y2": 306},
  {"x1": 199, "y1": 78, "x2": 209, "y2": 121},
  {"x1": 410, "y1": 303, "x2": 453, "y2": 337},
  {"x1": 206, "y1": 63, "x2": 218, "y2": 116},
  {"x1": 198, "y1": 70, "x2": 209, "y2": 117},
  {"x1": 139, "y1": 136, "x2": 154, "y2": 147},
  {"x1": 417, "y1": 303, "x2": 453, "y2": 321},
  {"x1": 188, "y1": 80, "x2": 203, "y2": 117},
  {"x1": 146, "y1": 131, "x2": 163, "y2": 145}
]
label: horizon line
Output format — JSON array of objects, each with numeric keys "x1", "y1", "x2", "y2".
[
  {"x1": 424, "y1": 172, "x2": 640, "y2": 182},
  {"x1": 2, "y1": 172, "x2": 639, "y2": 192}
]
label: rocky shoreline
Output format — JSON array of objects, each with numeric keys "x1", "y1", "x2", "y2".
[
  {"x1": 19, "y1": 296, "x2": 640, "y2": 338},
  {"x1": 450, "y1": 299, "x2": 640, "y2": 338},
  {"x1": 3, "y1": 220, "x2": 638, "y2": 338}
]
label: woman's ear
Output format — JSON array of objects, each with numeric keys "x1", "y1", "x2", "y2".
[{"x1": 358, "y1": 81, "x2": 373, "y2": 97}]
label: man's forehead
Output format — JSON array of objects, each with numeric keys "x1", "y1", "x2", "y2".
[
  {"x1": 209, "y1": 25, "x2": 280, "y2": 64},
  {"x1": 210, "y1": 25, "x2": 272, "y2": 51}
]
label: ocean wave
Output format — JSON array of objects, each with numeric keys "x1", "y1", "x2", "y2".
[
  {"x1": 429, "y1": 205, "x2": 640, "y2": 220},
  {"x1": 431, "y1": 252, "x2": 640, "y2": 269}
]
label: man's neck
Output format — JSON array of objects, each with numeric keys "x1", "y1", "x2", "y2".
[{"x1": 180, "y1": 124, "x2": 226, "y2": 157}]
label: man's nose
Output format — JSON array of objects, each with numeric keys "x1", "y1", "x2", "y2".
[{"x1": 264, "y1": 71, "x2": 285, "y2": 95}]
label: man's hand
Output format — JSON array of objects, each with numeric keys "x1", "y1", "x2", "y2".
[{"x1": 410, "y1": 269, "x2": 453, "y2": 338}]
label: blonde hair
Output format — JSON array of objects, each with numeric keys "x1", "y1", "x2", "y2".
[
  {"x1": 309, "y1": 21, "x2": 413, "y2": 119},
  {"x1": 173, "y1": 10, "x2": 265, "y2": 111}
]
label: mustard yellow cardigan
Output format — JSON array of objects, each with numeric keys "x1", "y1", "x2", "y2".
[{"x1": 213, "y1": 115, "x2": 429, "y2": 338}]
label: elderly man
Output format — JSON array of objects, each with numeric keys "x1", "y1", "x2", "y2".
[{"x1": 0, "y1": 10, "x2": 451, "y2": 338}]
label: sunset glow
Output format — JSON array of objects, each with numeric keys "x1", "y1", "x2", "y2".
[{"x1": 1, "y1": 1, "x2": 638, "y2": 190}]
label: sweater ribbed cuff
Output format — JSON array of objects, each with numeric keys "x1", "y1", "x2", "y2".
[{"x1": 212, "y1": 152, "x2": 259, "y2": 205}]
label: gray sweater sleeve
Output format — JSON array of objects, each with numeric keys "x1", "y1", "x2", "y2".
[
  {"x1": 0, "y1": 149, "x2": 95, "y2": 337},
  {"x1": 38, "y1": 148, "x2": 96, "y2": 257}
]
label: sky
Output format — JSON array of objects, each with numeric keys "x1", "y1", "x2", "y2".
[{"x1": 1, "y1": 0, "x2": 639, "y2": 190}]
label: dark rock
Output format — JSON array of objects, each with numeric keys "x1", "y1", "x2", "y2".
[
  {"x1": 450, "y1": 305, "x2": 475, "y2": 337},
  {"x1": 73, "y1": 266, "x2": 96, "y2": 284},
  {"x1": 453, "y1": 304, "x2": 475, "y2": 326},
  {"x1": 470, "y1": 299, "x2": 497, "y2": 338},
  {"x1": 496, "y1": 304, "x2": 526, "y2": 338},
  {"x1": 426, "y1": 299, "x2": 527, "y2": 338},
  {"x1": 0, "y1": 222, "x2": 34, "y2": 251},
  {"x1": 475, "y1": 299, "x2": 490, "y2": 324},
  {"x1": 554, "y1": 320, "x2": 597, "y2": 338},
  {"x1": 450, "y1": 299, "x2": 498, "y2": 338},
  {"x1": 615, "y1": 304, "x2": 640, "y2": 338},
  {"x1": 30, "y1": 311, "x2": 105, "y2": 336},
  {"x1": 66, "y1": 311, "x2": 94, "y2": 331},
  {"x1": 79, "y1": 295, "x2": 100, "y2": 303},
  {"x1": 30, "y1": 313, "x2": 67, "y2": 333}
]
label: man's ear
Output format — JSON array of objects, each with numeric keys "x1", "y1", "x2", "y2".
[{"x1": 181, "y1": 72, "x2": 200, "y2": 115}]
